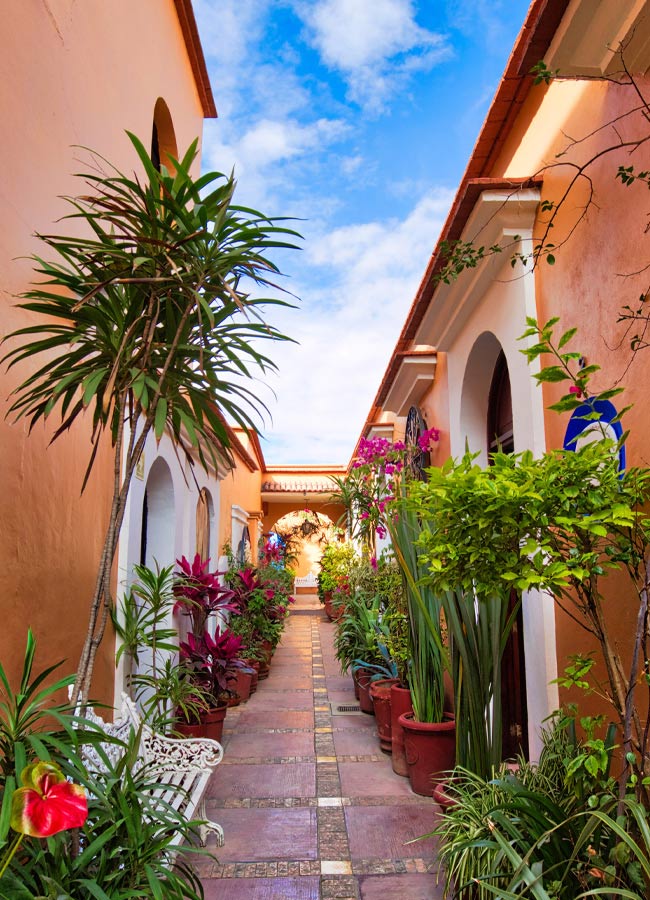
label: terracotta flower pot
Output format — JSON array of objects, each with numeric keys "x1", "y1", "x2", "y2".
[
  {"x1": 369, "y1": 678, "x2": 399, "y2": 752},
  {"x1": 243, "y1": 659, "x2": 260, "y2": 694},
  {"x1": 175, "y1": 704, "x2": 227, "y2": 743},
  {"x1": 433, "y1": 779, "x2": 459, "y2": 811},
  {"x1": 398, "y1": 711, "x2": 456, "y2": 796},
  {"x1": 390, "y1": 684, "x2": 413, "y2": 776},
  {"x1": 352, "y1": 670, "x2": 360, "y2": 700},
  {"x1": 323, "y1": 593, "x2": 345, "y2": 621},
  {"x1": 356, "y1": 669, "x2": 375, "y2": 715},
  {"x1": 227, "y1": 668, "x2": 254, "y2": 706}
]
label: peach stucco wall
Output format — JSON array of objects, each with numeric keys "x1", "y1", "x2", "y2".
[
  {"x1": 262, "y1": 499, "x2": 345, "y2": 576},
  {"x1": 492, "y1": 75, "x2": 650, "y2": 716},
  {"x1": 0, "y1": 3, "x2": 206, "y2": 701}
]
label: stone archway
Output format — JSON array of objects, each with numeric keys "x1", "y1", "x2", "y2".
[{"x1": 270, "y1": 509, "x2": 336, "y2": 577}]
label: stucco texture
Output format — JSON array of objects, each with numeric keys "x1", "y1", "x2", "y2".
[{"x1": 0, "y1": 1, "x2": 205, "y2": 701}]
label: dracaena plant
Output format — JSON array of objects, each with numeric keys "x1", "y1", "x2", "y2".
[
  {"x1": 1, "y1": 133, "x2": 300, "y2": 703},
  {"x1": 173, "y1": 553, "x2": 238, "y2": 636}
]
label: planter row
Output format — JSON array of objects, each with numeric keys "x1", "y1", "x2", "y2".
[
  {"x1": 176, "y1": 644, "x2": 274, "y2": 743},
  {"x1": 352, "y1": 667, "x2": 456, "y2": 797}
]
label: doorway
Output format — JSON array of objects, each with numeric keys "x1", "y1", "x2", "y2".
[{"x1": 487, "y1": 350, "x2": 529, "y2": 760}]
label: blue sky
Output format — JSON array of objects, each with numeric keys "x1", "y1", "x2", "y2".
[{"x1": 193, "y1": 0, "x2": 531, "y2": 465}]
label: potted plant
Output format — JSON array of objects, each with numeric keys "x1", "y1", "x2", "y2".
[
  {"x1": 173, "y1": 553, "x2": 238, "y2": 637},
  {"x1": 317, "y1": 542, "x2": 356, "y2": 620},
  {"x1": 389, "y1": 496, "x2": 454, "y2": 795},
  {"x1": 178, "y1": 626, "x2": 247, "y2": 741},
  {"x1": 227, "y1": 563, "x2": 293, "y2": 677}
]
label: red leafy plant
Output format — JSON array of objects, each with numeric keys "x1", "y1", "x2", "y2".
[
  {"x1": 1, "y1": 761, "x2": 88, "y2": 878},
  {"x1": 173, "y1": 554, "x2": 238, "y2": 636},
  {"x1": 179, "y1": 626, "x2": 246, "y2": 705}
]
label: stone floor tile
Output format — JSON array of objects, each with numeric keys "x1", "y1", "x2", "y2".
[
  {"x1": 213, "y1": 807, "x2": 318, "y2": 861},
  {"x1": 339, "y1": 761, "x2": 418, "y2": 798},
  {"x1": 202, "y1": 877, "x2": 320, "y2": 899},
  {"x1": 358, "y1": 873, "x2": 443, "y2": 899},
  {"x1": 330, "y1": 715, "x2": 376, "y2": 731},
  {"x1": 333, "y1": 729, "x2": 382, "y2": 757},
  {"x1": 345, "y1": 806, "x2": 438, "y2": 860},
  {"x1": 235, "y1": 709, "x2": 314, "y2": 731},
  {"x1": 247, "y1": 690, "x2": 315, "y2": 710},
  {"x1": 326, "y1": 675, "x2": 356, "y2": 692},
  {"x1": 224, "y1": 730, "x2": 315, "y2": 761},
  {"x1": 200, "y1": 595, "x2": 441, "y2": 898},
  {"x1": 207, "y1": 762, "x2": 316, "y2": 800}
]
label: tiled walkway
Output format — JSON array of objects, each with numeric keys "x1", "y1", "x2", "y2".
[{"x1": 197, "y1": 593, "x2": 443, "y2": 899}]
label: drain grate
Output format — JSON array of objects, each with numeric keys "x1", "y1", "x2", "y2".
[{"x1": 330, "y1": 702, "x2": 362, "y2": 716}]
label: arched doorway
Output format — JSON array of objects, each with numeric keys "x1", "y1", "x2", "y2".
[
  {"x1": 140, "y1": 457, "x2": 175, "y2": 571},
  {"x1": 486, "y1": 350, "x2": 529, "y2": 760},
  {"x1": 271, "y1": 510, "x2": 336, "y2": 577}
]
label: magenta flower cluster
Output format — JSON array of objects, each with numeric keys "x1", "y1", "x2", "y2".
[
  {"x1": 348, "y1": 427, "x2": 439, "y2": 543},
  {"x1": 418, "y1": 427, "x2": 440, "y2": 452}
]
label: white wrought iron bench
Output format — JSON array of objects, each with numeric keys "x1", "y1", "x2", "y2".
[
  {"x1": 294, "y1": 572, "x2": 318, "y2": 590},
  {"x1": 75, "y1": 691, "x2": 225, "y2": 848}
]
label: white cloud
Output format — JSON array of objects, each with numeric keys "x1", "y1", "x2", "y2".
[
  {"x1": 296, "y1": 0, "x2": 452, "y2": 110},
  {"x1": 261, "y1": 187, "x2": 455, "y2": 463}
]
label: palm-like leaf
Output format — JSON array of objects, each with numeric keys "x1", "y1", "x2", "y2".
[{"x1": 1, "y1": 134, "x2": 300, "y2": 700}]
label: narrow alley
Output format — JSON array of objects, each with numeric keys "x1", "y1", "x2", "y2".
[{"x1": 196, "y1": 592, "x2": 442, "y2": 900}]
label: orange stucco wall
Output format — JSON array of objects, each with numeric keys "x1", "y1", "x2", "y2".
[
  {"x1": 0, "y1": 3, "x2": 206, "y2": 702},
  {"x1": 218, "y1": 462, "x2": 264, "y2": 559}
]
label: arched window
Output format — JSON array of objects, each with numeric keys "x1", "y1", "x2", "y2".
[
  {"x1": 487, "y1": 351, "x2": 514, "y2": 455},
  {"x1": 150, "y1": 98, "x2": 178, "y2": 173},
  {"x1": 404, "y1": 405, "x2": 431, "y2": 481},
  {"x1": 237, "y1": 526, "x2": 251, "y2": 565}
]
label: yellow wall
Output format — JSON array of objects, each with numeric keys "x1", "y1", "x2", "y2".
[{"x1": 0, "y1": 2, "x2": 206, "y2": 701}]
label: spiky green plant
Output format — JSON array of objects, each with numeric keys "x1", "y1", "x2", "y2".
[{"x1": 2, "y1": 134, "x2": 300, "y2": 701}]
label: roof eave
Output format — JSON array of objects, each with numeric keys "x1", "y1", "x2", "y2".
[{"x1": 173, "y1": 0, "x2": 218, "y2": 119}]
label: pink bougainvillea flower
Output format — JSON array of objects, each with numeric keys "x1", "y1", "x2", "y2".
[
  {"x1": 417, "y1": 427, "x2": 441, "y2": 452},
  {"x1": 11, "y1": 762, "x2": 88, "y2": 838},
  {"x1": 569, "y1": 385, "x2": 584, "y2": 397}
]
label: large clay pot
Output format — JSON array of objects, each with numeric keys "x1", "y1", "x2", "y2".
[
  {"x1": 369, "y1": 678, "x2": 399, "y2": 752},
  {"x1": 227, "y1": 667, "x2": 254, "y2": 706},
  {"x1": 433, "y1": 779, "x2": 459, "y2": 811},
  {"x1": 398, "y1": 711, "x2": 456, "y2": 796},
  {"x1": 351, "y1": 665, "x2": 362, "y2": 699},
  {"x1": 356, "y1": 668, "x2": 375, "y2": 715},
  {"x1": 175, "y1": 704, "x2": 227, "y2": 743},
  {"x1": 323, "y1": 593, "x2": 345, "y2": 621},
  {"x1": 390, "y1": 684, "x2": 413, "y2": 776},
  {"x1": 243, "y1": 659, "x2": 260, "y2": 694},
  {"x1": 257, "y1": 640, "x2": 273, "y2": 680}
]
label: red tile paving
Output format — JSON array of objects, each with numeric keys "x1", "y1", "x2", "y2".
[
  {"x1": 358, "y1": 874, "x2": 441, "y2": 899},
  {"x1": 215, "y1": 808, "x2": 318, "y2": 861},
  {"x1": 199, "y1": 593, "x2": 443, "y2": 899},
  {"x1": 345, "y1": 806, "x2": 438, "y2": 859},
  {"x1": 203, "y1": 876, "x2": 321, "y2": 899},
  {"x1": 223, "y1": 730, "x2": 316, "y2": 760}
]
